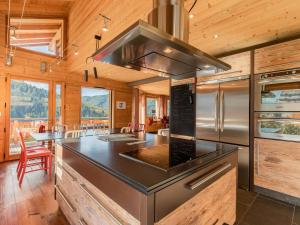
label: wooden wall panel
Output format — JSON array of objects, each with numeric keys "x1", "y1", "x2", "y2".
[
  {"x1": 198, "y1": 51, "x2": 251, "y2": 82},
  {"x1": 64, "y1": 85, "x2": 81, "y2": 129},
  {"x1": 113, "y1": 90, "x2": 133, "y2": 128},
  {"x1": 254, "y1": 138, "x2": 300, "y2": 198},
  {"x1": 255, "y1": 39, "x2": 300, "y2": 73}
]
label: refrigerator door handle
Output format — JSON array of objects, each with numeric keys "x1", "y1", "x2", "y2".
[
  {"x1": 220, "y1": 90, "x2": 225, "y2": 132},
  {"x1": 215, "y1": 92, "x2": 219, "y2": 132}
]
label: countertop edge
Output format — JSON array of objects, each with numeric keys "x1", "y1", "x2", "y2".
[{"x1": 61, "y1": 142, "x2": 238, "y2": 195}]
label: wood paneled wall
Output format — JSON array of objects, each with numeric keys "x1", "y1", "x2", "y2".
[
  {"x1": 0, "y1": 12, "x2": 134, "y2": 161},
  {"x1": 255, "y1": 39, "x2": 300, "y2": 73}
]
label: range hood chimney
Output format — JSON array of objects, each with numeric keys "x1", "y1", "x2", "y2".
[
  {"x1": 148, "y1": 0, "x2": 189, "y2": 42},
  {"x1": 92, "y1": 0, "x2": 231, "y2": 79}
]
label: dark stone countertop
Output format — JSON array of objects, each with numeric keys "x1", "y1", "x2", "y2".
[{"x1": 59, "y1": 133, "x2": 238, "y2": 194}]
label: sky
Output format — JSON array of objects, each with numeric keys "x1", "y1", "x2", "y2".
[{"x1": 81, "y1": 87, "x2": 109, "y2": 97}]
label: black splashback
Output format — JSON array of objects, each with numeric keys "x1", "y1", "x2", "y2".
[{"x1": 170, "y1": 83, "x2": 196, "y2": 137}]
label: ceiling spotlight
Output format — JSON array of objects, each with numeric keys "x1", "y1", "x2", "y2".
[
  {"x1": 10, "y1": 26, "x2": 17, "y2": 40},
  {"x1": 72, "y1": 44, "x2": 79, "y2": 56},
  {"x1": 5, "y1": 54, "x2": 13, "y2": 66},
  {"x1": 99, "y1": 14, "x2": 111, "y2": 32},
  {"x1": 102, "y1": 25, "x2": 109, "y2": 32},
  {"x1": 213, "y1": 34, "x2": 219, "y2": 39},
  {"x1": 189, "y1": 14, "x2": 195, "y2": 19}
]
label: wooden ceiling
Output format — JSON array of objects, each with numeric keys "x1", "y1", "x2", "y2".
[
  {"x1": 2, "y1": 0, "x2": 300, "y2": 95},
  {"x1": 66, "y1": 0, "x2": 300, "y2": 95},
  {"x1": 0, "y1": 0, "x2": 75, "y2": 17}
]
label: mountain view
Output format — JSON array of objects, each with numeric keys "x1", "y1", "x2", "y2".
[
  {"x1": 10, "y1": 80, "x2": 49, "y2": 119},
  {"x1": 10, "y1": 81, "x2": 110, "y2": 119},
  {"x1": 81, "y1": 95, "x2": 109, "y2": 118}
]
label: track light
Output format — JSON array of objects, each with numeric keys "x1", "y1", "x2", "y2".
[
  {"x1": 93, "y1": 67, "x2": 98, "y2": 79},
  {"x1": 99, "y1": 14, "x2": 111, "y2": 32},
  {"x1": 5, "y1": 53, "x2": 13, "y2": 66},
  {"x1": 83, "y1": 70, "x2": 88, "y2": 82},
  {"x1": 72, "y1": 44, "x2": 79, "y2": 56}
]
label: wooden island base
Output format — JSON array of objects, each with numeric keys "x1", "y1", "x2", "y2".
[{"x1": 55, "y1": 143, "x2": 237, "y2": 225}]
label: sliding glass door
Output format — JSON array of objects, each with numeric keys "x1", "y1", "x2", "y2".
[
  {"x1": 8, "y1": 79, "x2": 50, "y2": 155},
  {"x1": 81, "y1": 87, "x2": 111, "y2": 128}
]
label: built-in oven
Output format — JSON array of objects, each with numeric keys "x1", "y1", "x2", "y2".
[
  {"x1": 255, "y1": 68, "x2": 300, "y2": 111},
  {"x1": 255, "y1": 112, "x2": 300, "y2": 142}
]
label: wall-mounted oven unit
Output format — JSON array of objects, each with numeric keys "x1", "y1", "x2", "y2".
[
  {"x1": 255, "y1": 112, "x2": 300, "y2": 142},
  {"x1": 255, "y1": 68, "x2": 300, "y2": 112}
]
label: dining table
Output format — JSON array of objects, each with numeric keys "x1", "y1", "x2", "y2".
[{"x1": 30, "y1": 128, "x2": 121, "y2": 142}]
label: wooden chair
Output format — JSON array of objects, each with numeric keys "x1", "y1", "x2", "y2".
[
  {"x1": 64, "y1": 130, "x2": 86, "y2": 139},
  {"x1": 120, "y1": 127, "x2": 132, "y2": 134},
  {"x1": 17, "y1": 130, "x2": 52, "y2": 186},
  {"x1": 52, "y1": 124, "x2": 68, "y2": 133}
]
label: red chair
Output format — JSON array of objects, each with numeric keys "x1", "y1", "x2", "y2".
[{"x1": 17, "y1": 130, "x2": 52, "y2": 186}]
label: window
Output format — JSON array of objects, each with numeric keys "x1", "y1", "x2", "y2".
[
  {"x1": 81, "y1": 87, "x2": 111, "y2": 128},
  {"x1": 9, "y1": 18, "x2": 64, "y2": 57},
  {"x1": 146, "y1": 97, "x2": 158, "y2": 117},
  {"x1": 55, "y1": 84, "x2": 62, "y2": 124},
  {"x1": 9, "y1": 80, "x2": 49, "y2": 155}
]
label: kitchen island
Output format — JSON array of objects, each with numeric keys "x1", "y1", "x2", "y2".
[{"x1": 55, "y1": 133, "x2": 238, "y2": 225}]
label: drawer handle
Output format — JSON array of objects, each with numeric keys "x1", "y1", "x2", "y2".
[
  {"x1": 57, "y1": 163, "x2": 77, "y2": 182},
  {"x1": 55, "y1": 185, "x2": 76, "y2": 212},
  {"x1": 79, "y1": 183, "x2": 122, "y2": 225},
  {"x1": 79, "y1": 218, "x2": 88, "y2": 225},
  {"x1": 186, "y1": 163, "x2": 232, "y2": 190}
]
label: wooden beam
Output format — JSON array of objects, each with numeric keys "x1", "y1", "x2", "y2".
[
  {"x1": 127, "y1": 76, "x2": 169, "y2": 87},
  {"x1": 11, "y1": 38, "x2": 52, "y2": 45},
  {"x1": 13, "y1": 33, "x2": 56, "y2": 39},
  {"x1": 11, "y1": 24, "x2": 61, "y2": 30}
]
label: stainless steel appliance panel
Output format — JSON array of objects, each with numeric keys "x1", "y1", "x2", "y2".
[
  {"x1": 254, "y1": 69, "x2": 300, "y2": 112},
  {"x1": 220, "y1": 79, "x2": 250, "y2": 146},
  {"x1": 196, "y1": 83, "x2": 220, "y2": 142},
  {"x1": 255, "y1": 112, "x2": 300, "y2": 142},
  {"x1": 237, "y1": 146, "x2": 250, "y2": 190}
]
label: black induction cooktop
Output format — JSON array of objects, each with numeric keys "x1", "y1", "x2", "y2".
[{"x1": 120, "y1": 138, "x2": 232, "y2": 171}]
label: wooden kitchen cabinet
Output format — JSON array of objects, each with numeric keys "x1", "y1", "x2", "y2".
[
  {"x1": 155, "y1": 168, "x2": 236, "y2": 225},
  {"x1": 255, "y1": 39, "x2": 300, "y2": 74},
  {"x1": 254, "y1": 138, "x2": 300, "y2": 198},
  {"x1": 197, "y1": 51, "x2": 251, "y2": 83}
]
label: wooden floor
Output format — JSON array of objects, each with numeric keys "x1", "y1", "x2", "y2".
[
  {"x1": 1, "y1": 161, "x2": 300, "y2": 225},
  {"x1": 0, "y1": 161, "x2": 69, "y2": 225}
]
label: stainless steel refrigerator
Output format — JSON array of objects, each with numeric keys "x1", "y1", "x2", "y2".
[{"x1": 196, "y1": 75, "x2": 250, "y2": 190}]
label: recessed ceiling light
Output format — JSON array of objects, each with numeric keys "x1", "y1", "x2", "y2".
[
  {"x1": 163, "y1": 48, "x2": 172, "y2": 54},
  {"x1": 203, "y1": 64, "x2": 211, "y2": 68},
  {"x1": 125, "y1": 65, "x2": 132, "y2": 69},
  {"x1": 214, "y1": 34, "x2": 219, "y2": 39},
  {"x1": 189, "y1": 14, "x2": 194, "y2": 19}
]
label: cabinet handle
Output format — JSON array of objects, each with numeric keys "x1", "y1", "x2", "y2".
[
  {"x1": 256, "y1": 142, "x2": 260, "y2": 176},
  {"x1": 79, "y1": 218, "x2": 88, "y2": 225},
  {"x1": 79, "y1": 183, "x2": 122, "y2": 225},
  {"x1": 57, "y1": 163, "x2": 77, "y2": 182},
  {"x1": 186, "y1": 163, "x2": 231, "y2": 190},
  {"x1": 55, "y1": 185, "x2": 76, "y2": 212}
]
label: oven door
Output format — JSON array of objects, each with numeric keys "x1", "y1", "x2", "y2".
[
  {"x1": 255, "y1": 73, "x2": 300, "y2": 111},
  {"x1": 255, "y1": 112, "x2": 300, "y2": 142}
]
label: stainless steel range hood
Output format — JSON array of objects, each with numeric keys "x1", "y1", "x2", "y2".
[{"x1": 92, "y1": 0, "x2": 231, "y2": 79}]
